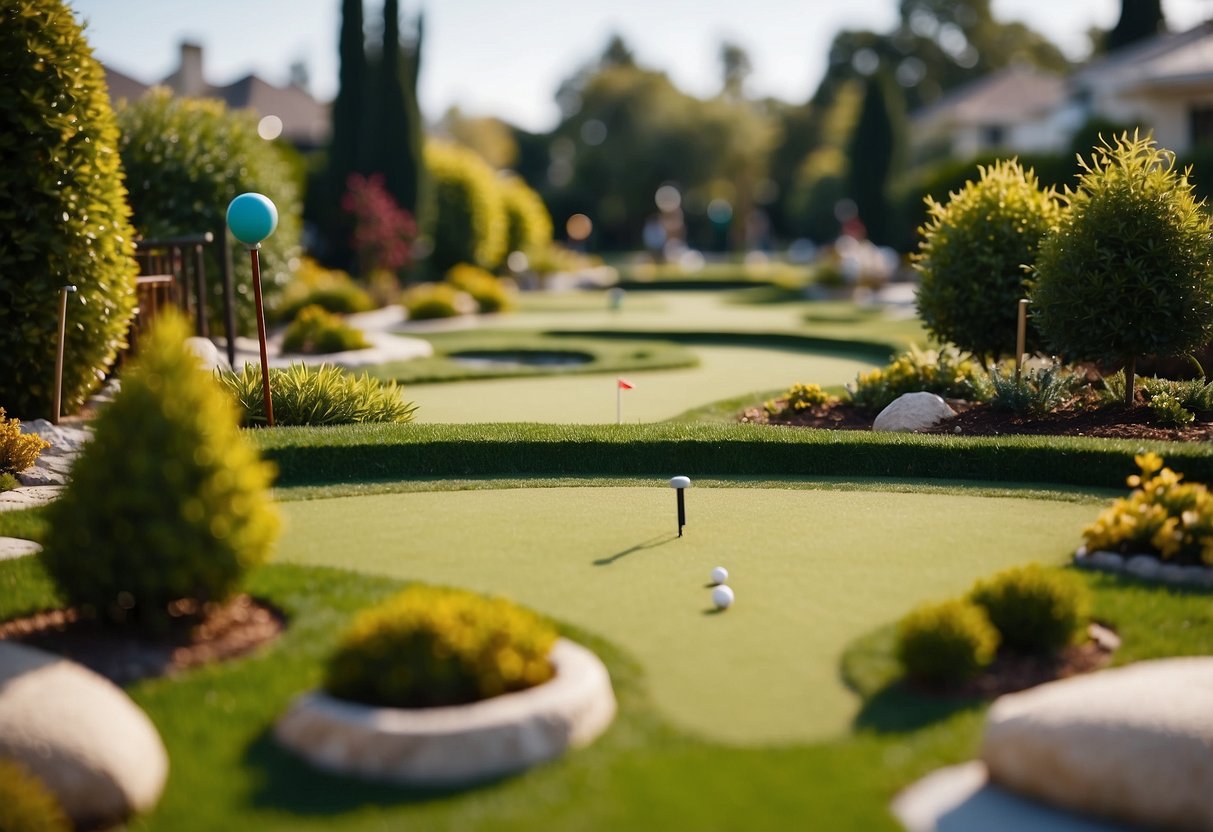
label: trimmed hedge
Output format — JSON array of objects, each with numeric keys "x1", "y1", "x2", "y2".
[{"x1": 250, "y1": 422, "x2": 1213, "y2": 489}]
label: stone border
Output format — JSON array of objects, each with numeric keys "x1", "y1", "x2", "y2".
[
  {"x1": 0, "y1": 537, "x2": 41, "y2": 561},
  {"x1": 1073, "y1": 548, "x2": 1213, "y2": 589},
  {"x1": 273, "y1": 638, "x2": 616, "y2": 787}
]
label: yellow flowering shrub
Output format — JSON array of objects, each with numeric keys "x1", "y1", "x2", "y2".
[
  {"x1": 847, "y1": 345, "x2": 991, "y2": 412},
  {"x1": 0, "y1": 408, "x2": 50, "y2": 475},
  {"x1": 764, "y1": 383, "x2": 838, "y2": 417},
  {"x1": 1083, "y1": 453, "x2": 1213, "y2": 565}
]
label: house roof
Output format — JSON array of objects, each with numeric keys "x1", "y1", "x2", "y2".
[
  {"x1": 103, "y1": 65, "x2": 150, "y2": 105},
  {"x1": 910, "y1": 65, "x2": 1067, "y2": 128}
]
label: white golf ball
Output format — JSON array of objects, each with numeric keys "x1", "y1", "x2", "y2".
[
  {"x1": 712, "y1": 585, "x2": 734, "y2": 610},
  {"x1": 710, "y1": 566, "x2": 729, "y2": 585}
]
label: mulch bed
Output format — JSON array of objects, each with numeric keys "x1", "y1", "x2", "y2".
[{"x1": 0, "y1": 594, "x2": 283, "y2": 686}]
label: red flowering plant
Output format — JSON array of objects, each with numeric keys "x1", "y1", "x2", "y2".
[{"x1": 341, "y1": 173, "x2": 418, "y2": 276}]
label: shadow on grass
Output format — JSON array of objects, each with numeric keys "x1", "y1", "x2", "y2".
[
  {"x1": 594, "y1": 532, "x2": 677, "y2": 565},
  {"x1": 852, "y1": 681, "x2": 984, "y2": 734}
]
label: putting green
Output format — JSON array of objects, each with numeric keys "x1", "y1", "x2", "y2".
[
  {"x1": 277, "y1": 485, "x2": 1097, "y2": 745},
  {"x1": 405, "y1": 344, "x2": 873, "y2": 423}
]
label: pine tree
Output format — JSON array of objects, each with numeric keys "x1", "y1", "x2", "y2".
[
  {"x1": 1107, "y1": 0, "x2": 1165, "y2": 52},
  {"x1": 845, "y1": 71, "x2": 904, "y2": 246}
]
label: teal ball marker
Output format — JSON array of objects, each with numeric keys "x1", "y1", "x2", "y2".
[{"x1": 226, "y1": 193, "x2": 278, "y2": 246}]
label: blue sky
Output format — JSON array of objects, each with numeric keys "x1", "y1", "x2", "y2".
[{"x1": 69, "y1": 0, "x2": 1213, "y2": 132}]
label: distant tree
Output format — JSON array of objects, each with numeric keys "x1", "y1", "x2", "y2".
[
  {"x1": 845, "y1": 71, "x2": 905, "y2": 245},
  {"x1": 720, "y1": 41, "x2": 752, "y2": 100},
  {"x1": 1107, "y1": 0, "x2": 1165, "y2": 52},
  {"x1": 441, "y1": 107, "x2": 519, "y2": 170}
]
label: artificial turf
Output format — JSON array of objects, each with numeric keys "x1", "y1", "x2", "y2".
[{"x1": 274, "y1": 484, "x2": 1099, "y2": 744}]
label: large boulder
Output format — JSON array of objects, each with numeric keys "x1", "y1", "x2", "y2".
[
  {"x1": 872, "y1": 392, "x2": 955, "y2": 432},
  {"x1": 981, "y1": 657, "x2": 1213, "y2": 832},
  {"x1": 0, "y1": 642, "x2": 168, "y2": 828}
]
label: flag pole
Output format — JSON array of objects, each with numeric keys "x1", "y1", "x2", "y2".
[{"x1": 617, "y1": 382, "x2": 622, "y2": 424}]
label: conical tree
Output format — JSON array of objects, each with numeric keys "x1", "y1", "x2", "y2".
[
  {"x1": 40, "y1": 312, "x2": 280, "y2": 628},
  {"x1": 845, "y1": 70, "x2": 904, "y2": 245},
  {"x1": 0, "y1": 0, "x2": 138, "y2": 418},
  {"x1": 1107, "y1": 0, "x2": 1165, "y2": 52}
]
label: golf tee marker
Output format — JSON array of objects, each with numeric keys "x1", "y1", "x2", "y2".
[{"x1": 669, "y1": 476, "x2": 690, "y2": 536}]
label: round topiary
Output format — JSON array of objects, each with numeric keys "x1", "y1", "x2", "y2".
[
  {"x1": 499, "y1": 174, "x2": 553, "y2": 257},
  {"x1": 1032, "y1": 132, "x2": 1213, "y2": 403},
  {"x1": 425, "y1": 142, "x2": 507, "y2": 274},
  {"x1": 914, "y1": 159, "x2": 1061, "y2": 361},
  {"x1": 0, "y1": 0, "x2": 139, "y2": 418},
  {"x1": 401, "y1": 282, "x2": 475, "y2": 320},
  {"x1": 281, "y1": 304, "x2": 369, "y2": 354},
  {"x1": 445, "y1": 263, "x2": 514, "y2": 313},
  {"x1": 895, "y1": 599, "x2": 1000, "y2": 688},
  {"x1": 39, "y1": 312, "x2": 280, "y2": 627},
  {"x1": 968, "y1": 563, "x2": 1091, "y2": 654},
  {"x1": 325, "y1": 585, "x2": 558, "y2": 708},
  {"x1": 0, "y1": 759, "x2": 71, "y2": 832},
  {"x1": 117, "y1": 90, "x2": 302, "y2": 336}
]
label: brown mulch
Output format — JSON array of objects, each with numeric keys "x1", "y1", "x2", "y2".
[{"x1": 0, "y1": 594, "x2": 284, "y2": 686}]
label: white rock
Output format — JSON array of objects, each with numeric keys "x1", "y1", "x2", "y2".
[
  {"x1": 0, "y1": 642, "x2": 168, "y2": 828},
  {"x1": 0, "y1": 485, "x2": 64, "y2": 512},
  {"x1": 184, "y1": 336, "x2": 231, "y2": 373},
  {"x1": 982, "y1": 657, "x2": 1213, "y2": 832},
  {"x1": 19, "y1": 420, "x2": 92, "y2": 454},
  {"x1": 872, "y1": 392, "x2": 956, "y2": 433},
  {"x1": 1124, "y1": 554, "x2": 1161, "y2": 580},
  {"x1": 0, "y1": 537, "x2": 41, "y2": 561},
  {"x1": 275, "y1": 638, "x2": 616, "y2": 786}
]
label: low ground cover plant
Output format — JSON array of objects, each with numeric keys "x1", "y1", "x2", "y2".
[
  {"x1": 987, "y1": 360, "x2": 1082, "y2": 416},
  {"x1": 895, "y1": 598, "x2": 999, "y2": 687},
  {"x1": 847, "y1": 345, "x2": 991, "y2": 412},
  {"x1": 0, "y1": 409, "x2": 49, "y2": 476},
  {"x1": 0, "y1": 759, "x2": 70, "y2": 832},
  {"x1": 217, "y1": 363, "x2": 417, "y2": 427},
  {"x1": 763, "y1": 383, "x2": 838, "y2": 418},
  {"x1": 325, "y1": 585, "x2": 556, "y2": 708},
  {"x1": 281, "y1": 305, "x2": 370, "y2": 355}
]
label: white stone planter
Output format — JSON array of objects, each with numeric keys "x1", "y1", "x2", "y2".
[{"x1": 274, "y1": 638, "x2": 616, "y2": 787}]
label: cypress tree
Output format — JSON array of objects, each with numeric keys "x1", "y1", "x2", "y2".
[
  {"x1": 845, "y1": 71, "x2": 904, "y2": 246},
  {"x1": 1107, "y1": 0, "x2": 1165, "y2": 52}
]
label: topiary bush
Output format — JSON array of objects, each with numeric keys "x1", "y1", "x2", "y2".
[
  {"x1": 270, "y1": 258, "x2": 374, "y2": 324},
  {"x1": 324, "y1": 585, "x2": 557, "y2": 708},
  {"x1": 1032, "y1": 133, "x2": 1213, "y2": 404},
  {"x1": 117, "y1": 89, "x2": 302, "y2": 337},
  {"x1": 847, "y1": 345, "x2": 992, "y2": 412},
  {"x1": 914, "y1": 159, "x2": 1061, "y2": 360},
  {"x1": 216, "y1": 362, "x2": 417, "y2": 427},
  {"x1": 0, "y1": 759, "x2": 71, "y2": 832},
  {"x1": 280, "y1": 305, "x2": 369, "y2": 355},
  {"x1": 969, "y1": 564, "x2": 1090, "y2": 654},
  {"x1": 445, "y1": 263, "x2": 514, "y2": 313},
  {"x1": 499, "y1": 174, "x2": 553, "y2": 257},
  {"x1": 0, "y1": 0, "x2": 139, "y2": 418},
  {"x1": 425, "y1": 142, "x2": 507, "y2": 274},
  {"x1": 895, "y1": 598, "x2": 999, "y2": 688},
  {"x1": 0, "y1": 409, "x2": 50, "y2": 475},
  {"x1": 39, "y1": 312, "x2": 280, "y2": 627},
  {"x1": 401, "y1": 282, "x2": 476, "y2": 320}
]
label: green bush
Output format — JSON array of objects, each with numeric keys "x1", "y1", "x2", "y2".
[
  {"x1": 499, "y1": 174, "x2": 553, "y2": 256},
  {"x1": 914, "y1": 159, "x2": 1061, "y2": 360},
  {"x1": 324, "y1": 585, "x2": 557, "y2": 708},
  {"x1": 271, "y1": 258, "x2": 373, "y2": 323},
  {"x1": 847, "y1": 346, "x2": 992, "y2": 412},
  {"x1": 216, "y1": 363, "x2": 417, "y2": 427},
  {"x1": 0, "y1": 409, "x2": 50, "y2": 476},
  {"x1": 0, "y1": 759, "x2": 71, "y2": 832},
  {"x1": 895, "y1": 599, "x2": 999, "y2": 688},
  {"x1": 445, "y1": 263, "x2": 514, "y2": 313},
  {"x1": 1142, "y1": 376, "x2": 1213, "y2": 412},
  {"x1": 0, "y1": 0, "x2": 139, "y2": 418},
  {"x1": 0, "y1": 473, "x2": 19, "y2": 493},
  {"x1": 969, "y1": 564, "x2": 1090, "y2": 654},
  {"x1": 764, "y1": 383, "x2": 837, "y2": 417},
  {"x1": 402, "y1": 282, "x2": 475, "y2": 320},
  {"x1": 39, "y1": 313, "x2": 280, "y2": 627},
  {"x1": 425, "y1": 142, "x2": 507, "y2": 273},
  {"x1": 987, "y1": 361, "x2": 1081, "y2": 416},
  {"x1": 1148, "y1": 391, "x2": 1195, "y2": 427},
  {"x1": 117, "y1": 90, "x2": 302, "y2": 337},
  {"x1": 281, "y1": 305, "x2": 369, "y2": 355},
  {"x1": 1032, "y1": 133, "x2": 1213, "y2": 404}
]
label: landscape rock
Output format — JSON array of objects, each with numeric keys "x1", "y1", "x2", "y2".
[
  {"x1": 184, "y1": 336, "x2": 231, "y2": 373},
  {"x1": 0, "y1": 537, "x2": 41, "y2": 561},
  {"x1": 1087, "y1": 550, "x2": 1124, "y2": 571},
  {"x1": 0, "y1": 642, "x2": 168, "y2": 828},
  {"x1": 1124, "y1": 554, "x2": 1161, "y2": 580},
  {"x1": 981, "y1": 657, "x2": 1213, "y2": 832},
  {"x1": 872, "y1": 392, "x2": 956, "y2": 433},
  {"x1": 0, "y1": 485, "x2": 64, "y2": 512}
]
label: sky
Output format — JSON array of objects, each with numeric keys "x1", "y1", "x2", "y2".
[{"x1": 69, "y1": 0, "x2": 1213, "y2": 133}]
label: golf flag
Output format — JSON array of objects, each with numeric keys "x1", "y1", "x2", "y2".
[
  {"x1": 616, "y1": 378, "x2": 634, "y2": 423},
  {"x1": 618, "y1": 378, "x2": 634, "y2": 390}
]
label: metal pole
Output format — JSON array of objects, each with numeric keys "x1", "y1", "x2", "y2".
[
  {"x1": 1015, "y1": 298, "x2": 1029, "y2": 384},
  {"x1": 248, "y1": 246, "x2": 275, "y2": 427},
  {"x1": 53, "y1": 285, "x2": 77, "y2": 424}
]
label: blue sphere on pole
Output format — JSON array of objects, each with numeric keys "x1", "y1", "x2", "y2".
[{"x1": 226, "y1": 193, "x2": 278, "y2": 245}]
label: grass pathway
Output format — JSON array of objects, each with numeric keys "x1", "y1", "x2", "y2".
[{"x1": 277, "y1": 484, "x2": 1098, "y2": 744}]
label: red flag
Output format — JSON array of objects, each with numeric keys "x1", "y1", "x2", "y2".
[{"x1": 618, "y1": 378, "x2": 634, "y2": 390}]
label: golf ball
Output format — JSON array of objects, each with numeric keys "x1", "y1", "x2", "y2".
[
  {"x1": 712, "y1": 585, "x2": 734, "y2": 610},
  {"x1": 710, "y1": 566, "x2": 729, "y2": 585}
]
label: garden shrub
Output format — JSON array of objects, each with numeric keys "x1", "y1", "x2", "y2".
[
  {"x1": 895, "y1": 599, "x2": 999, "y2": 688},
  {"x1": 281, "y1": 305, "x2": 369, "y2": 355},
  {"x1": 324, "y1": 585, "x2": 557, "y2": 708},
  {"x1": 847, "y1": 346, "x2": 991, "y2": 412},
  {"x1": 987, "y1": 361, "x2": 1081, "y2": 416},
  {"x1": 0, "y1": 0, "x2": 139, "y2": 418},
  {"x1": 425, "y1": 142, "x2": 508, "y2": 274},
  {"x1": 499, "y1": 174, "x2": 553, "y2": 256},
  {"x1": 968, "y1": 564, "x2": 1090, "y2": 654},
  {"x1": 914, "y1": 159, "x2": 1061, "y2": 360},
  {"x1": 1148, "y1": 391, "x2": 1195, "y2": 427},
  {"x1": 342, "y1": 172, "x2": 417, "y2": 277},
  {"x1": 1083, "y1": 452, "x2": 1213, "y2": 565},
  {"x1": 0, "y1": 759, "x2": 70, "y2": 832},
  {"x1": 216, "y1": 363, "x2": 417, "y2": 427},
  {"x1": 445, "y1": 263, "x2": 514, "y2": 313},
  {"x1": 117, "y1": 90, "x2": 302, "y2": 336},
  {"x1": 271, "y1": 258, "x2": 373, "y2": 323},
  {"x1": 0, "y1": 473, "x2": 19, "y2": 493},
  {"x1": 1032, "y1": 133, "x2": 1213, "y2": 404},
  {"x1": 764, "y1": 383, "x2": 837, "y2": 417},
  {"x1": 1141, "y1": 376, "x2": 1213, "y2": 417},
  {"x1": 0, "y1": 409, "x2": 50, "y2": 476},
  {"x1": 401, "y1": 282, "x2": 476, "y2": 320},
  {"x1": 39, "y1": 312, "x2": 280, "y2": 627}
]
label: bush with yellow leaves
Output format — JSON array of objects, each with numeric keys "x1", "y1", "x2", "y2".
[
  {"x1": 846, "y1": 345, "x2": 991, "y2": 412},
  {"x1": 0, "y1": 408, "x2": 50, "y2": 476},
  {"x1": 764, "y1": 383, "x2": 838, "y2": 418}
]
